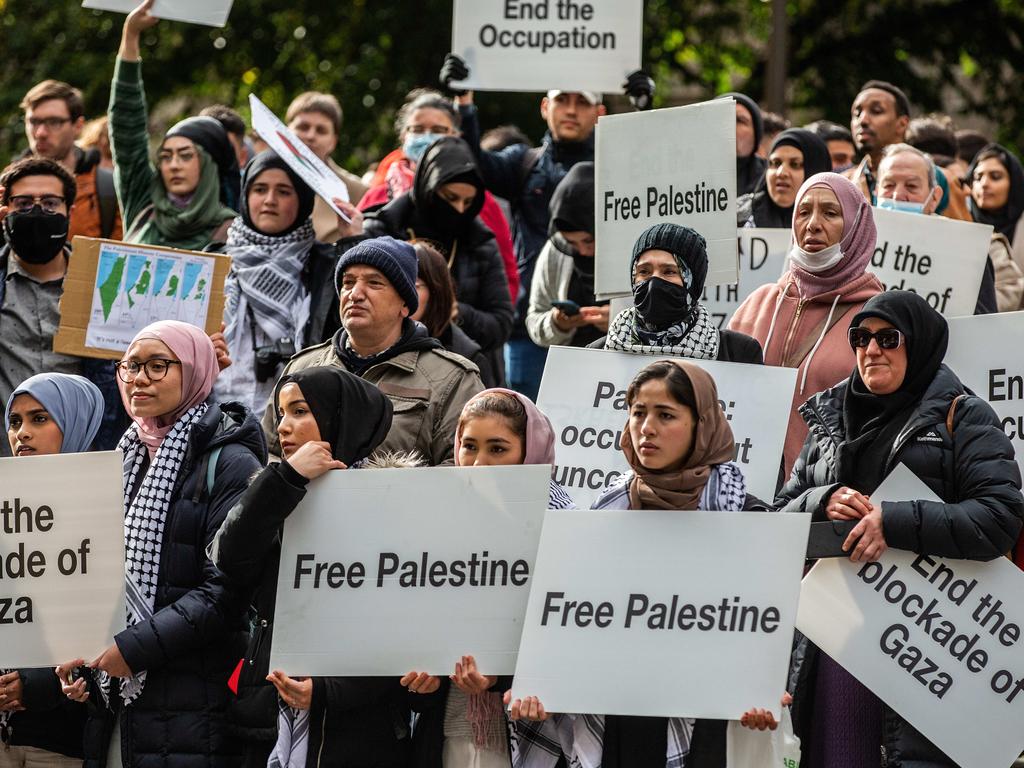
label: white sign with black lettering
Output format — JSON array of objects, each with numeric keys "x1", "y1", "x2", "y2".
[
  {"x1": 450, "y1": 0, "x2": 643, "y2": 93},
  {"x1": 798, "y1": 465, "x2": 1024, "y2": 768},
  {"x1": 269, "y1": 465, "x2": 549, "y2": 676},
  {"x1": 0, "y1": 452, "x2": 126, "y2": 667},
  {"x1": 945, "y1": 311, "x2": 1024, "y2": 479},
  {"x1": 703, "y1": 228, "x2": 790, "y2": 329},
  {"x1": 595, "y1": 100, "x2": 738, "y2": 298},
  {"x1": 536, "y1": 346, "x2": 796, "y2": 509},
  {"x1": 510, "y1": 509, "x2": 810, "y2": 718},
  {"x1": 868, "y1": 208, "x2": 991, "y2": 317}
]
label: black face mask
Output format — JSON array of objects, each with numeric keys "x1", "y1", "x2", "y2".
[
  {"x1": 3, "y1": 207, "x2": 69, "y2": 264},
  {"x1": 633, "y1": 276, "x2": 694, "y2": 330}
]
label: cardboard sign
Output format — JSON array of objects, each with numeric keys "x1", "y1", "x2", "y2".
[
  {"x1": 797, "y1": 465, "x2": 1024, "y2": 768},
  {"x1": 702, "y1": 228, "x2": 790, "y2": 329},
  {"x1": 450, "y1": 0, "x2": 643, "y2": 93},
  {"x1": 869, "y1": 208, "x2": 991, "y2": 317},
  {"x1": 510, "y1": 509, "x2": 810, "y2": 718},
  {"x1": 0, "y1": 452, "x2": 126, "y2": 668},
  {"x1": 269, "y1": 465, "x2": 549, "y2": 676},
  {"x1": 945, "y1": 311, "x2": 1024, "y2": 479},
  {"x1": 595, "y1": 100, "x2": 738, "y2": 298},
  {"x1": 53, "y1": 237, "x2": 229, "y2": 360},
  {"x1": 249, "y1": 94, "x2": 351, "y2": 221},
  {"x1": 82, "y1": 0, "x2": 233, "y2": 27},
  {"x1": 536, "y1": 346, "x2": 796, "y2": 508}
]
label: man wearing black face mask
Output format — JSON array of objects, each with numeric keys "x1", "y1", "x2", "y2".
[
  {"x1": 0, "y1": 157, "x2": 124, "y2": 456},
  {"x1": 588, "y1": 223, "x2": 763, "y2": 364}
]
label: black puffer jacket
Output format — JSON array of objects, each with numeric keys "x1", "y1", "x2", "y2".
[
  {"x1": 211, "y1": 461, "x2": 414, "y2": 768},
  {"x1": 84, "y1": 403, "x2": 267, "y2": 768},
  {"x1": 364, "y1": 137, "x2": 513, "y2": 384},
  {"x1": 776, "y1": 364, "x2": 1023, "y2": 767},
  {"x1": 2, "y1": 668, "x2": 86, "y2": 758}
]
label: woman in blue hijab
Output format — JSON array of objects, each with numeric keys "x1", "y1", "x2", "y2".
[{"x1": 1, "y1": 372, "x2": 105, "y2": 764}]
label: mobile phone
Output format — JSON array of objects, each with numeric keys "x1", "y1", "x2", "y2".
[
  {"x1": 552, "y1": 300, "x2": 581, "y2": 317},
  {"x1": 805, "y1": 520, "x2": 858, "y2": 559}
]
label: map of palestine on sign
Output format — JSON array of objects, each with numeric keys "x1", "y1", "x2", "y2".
[{"x1": 54, "y1": 237, "x2": 230, "y2": 360}]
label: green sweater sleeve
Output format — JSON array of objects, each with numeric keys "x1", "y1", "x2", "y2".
[{"x1": 108, "y1": 58, "x2": 156, "y2": 233}]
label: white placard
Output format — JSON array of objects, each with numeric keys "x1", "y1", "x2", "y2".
[
  {"x1": 85, "y1": 241, "x2": 214, "y2": 350},
  {"x1": 797, "y1": 465, "x2": 1024, "y2": 768},
  {"x1": 511, "y1": 509, "x2": 810, "y2": 718},
  {"x1": 595, "y1": 100, "x2": 738, "y2": 298},
  {"x1": 450, "y1": 0, "x2": 643, "y2": 93},
  {"x1": 249, "y1": 94, "x2": 351, "y2": 221},
  {"x1": 703, "y1": 228, "x2": 790, "y2": 329},
  {"x1": 868, "y1": 208, "x2": 992, "y2": 317},
  {"x1": 537, "y1": 346, "x2": 796, "y2": 509},
  {"x1": 269, "y1": 465, "x2": 549, "y2": 676},
  {"x1": 82, "y1": 0, "x2": 232, "y2": 27},
  {"x1": 0, "y1": 452, "x2": 126, "y2": 667},
  {"x1": 945, "y1": 311, "x2": 1024, "y2": 480}
]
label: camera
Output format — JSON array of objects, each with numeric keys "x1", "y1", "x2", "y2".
[{"x1": 254, "y1": 338, "x2": 296, "y2": 382}]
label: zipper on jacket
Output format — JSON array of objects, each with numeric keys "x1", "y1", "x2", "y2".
[
  {"x1": 316, "y1": 709, "x2": 327, "y2": 768},
  {"x1": 780, "y1": 297, "x2": 807, "y2": 365}
]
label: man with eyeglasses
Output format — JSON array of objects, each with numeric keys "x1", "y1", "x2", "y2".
[
  {"x1": 0, "y1": 156, "x2": 124, "y2": 455},
  {"x1": 20, "y1": 79, "x2": 123, "y2": 240}
]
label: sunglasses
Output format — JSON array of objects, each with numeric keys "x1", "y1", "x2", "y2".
[{"x1": 848, "y1": 327, "x2": 904, "y2": 350}]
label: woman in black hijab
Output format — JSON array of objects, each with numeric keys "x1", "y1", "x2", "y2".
[
  {"x1": 722, "y1": 92, "x2": 767, "y2": 196},
  {"x1": 737, "y1": 128, "x2": 832, "y2": 228},
  {"x1": 968, "y1": 143, "x2": 1024, "y2": 274},
  {"x1": 211, "y1": 367, "x2": 415, "y2": 768},
  {"x1": 364, "y1": 136, "x2": 513, "y2": 383},
  {"x1": 775, "y1": 289, "x2": 1023, "y2": 768}
]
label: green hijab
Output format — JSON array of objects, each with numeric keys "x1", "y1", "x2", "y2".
[{"x1": 136, "y1": 145, "x2": 237, "y2": 250}]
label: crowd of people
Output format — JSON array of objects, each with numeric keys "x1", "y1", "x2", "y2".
[{"x1": 2, "y1": 1, "x2": 1024, "y2": 767}]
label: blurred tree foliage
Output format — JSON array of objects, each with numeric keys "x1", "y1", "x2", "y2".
[{"x1": 1, "y1": 0, "x2": 1022, "y2": 171}]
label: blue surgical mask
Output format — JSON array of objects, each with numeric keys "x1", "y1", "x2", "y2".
[
  {"x1": 403, "y1": 132, "x2": 443, "y2": 165},
  {"x1": 877, "y1": 197, "x2": 926, "y2": 215}
]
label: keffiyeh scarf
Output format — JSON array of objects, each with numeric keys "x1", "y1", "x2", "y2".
[
  {"x1": 268, "y1": 700, "x2": 310, "y2": 768},
  {"x1": 98, "y1": 404, "x2": 208, "y2": 706},
  {"x1": 604, "y1": 304, "x2": 719, "y2": 360}
]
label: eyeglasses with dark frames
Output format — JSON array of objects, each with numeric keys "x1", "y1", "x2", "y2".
[{"x1": 113, "y1": 359, "x2": 181, "y2": 383}]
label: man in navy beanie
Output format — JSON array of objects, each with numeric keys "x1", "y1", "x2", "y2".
[{"x1": 262, "y1": 235, "x2": 483, "y2": 464}]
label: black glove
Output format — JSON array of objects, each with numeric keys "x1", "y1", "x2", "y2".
[
  {"x1": 623, "y1": 70, "x2": 655, "y2": 111},
  {"x1": 439, "y1": 53, "x2": 470, "y2": 96}
]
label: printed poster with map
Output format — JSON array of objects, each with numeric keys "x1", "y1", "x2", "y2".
[{"x1": 54, "y1": 237, "x2": 230, "y2": 360}]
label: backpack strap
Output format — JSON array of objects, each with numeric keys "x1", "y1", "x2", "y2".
[
  {"x1": 946, "y1": 393, "x2": 968, "y2": 437},
  {"x1": 191, "y1": 445, "x2": 224, "y2": 504},
  {"x1": 95, "y1": 167, "x2": 118, "y2": 239},
  {"x1": 517, "y1": 146, "x2": 544, "y2": 193}
]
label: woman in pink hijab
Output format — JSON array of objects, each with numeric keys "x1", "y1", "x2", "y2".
[
  {"x1": 402, "y1": 389, "x2": 575, "y2": 767},
  {"x1": 57, "y1": 320, "x2": 266, "y2": 768},
  {"x1": 730, "y1": 172, "x2": 883, "y2": 479}
]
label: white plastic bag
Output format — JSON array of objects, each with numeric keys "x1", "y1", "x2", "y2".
[{"x1": 725, "y1": 707, "x2": 801, "y2": 768}]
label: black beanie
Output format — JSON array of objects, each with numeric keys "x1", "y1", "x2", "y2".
[
  {"x1": 630, "y1": 223, "x2": 709, "y2": 303},
  {"x1": 334, "y1": 236, "x2": 420, "y2": 313},
  {"x1": 240, "y1": 150, "x2": 316, "y2": 236}
]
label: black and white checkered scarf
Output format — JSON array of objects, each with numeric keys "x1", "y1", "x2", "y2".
[
  {"x1": 604, "y1": 304, "x2": 719, "y2": 360},
  {"x1": 97, "y1": 403, "x2": 207, "y2": 707}
]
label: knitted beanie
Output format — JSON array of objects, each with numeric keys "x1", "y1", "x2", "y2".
[
  {"x1": 630, "y1": 223, "x2": 709, "y2": 303},
  {"x1": 335, "y1": 236, "x2": 420, "y2": 313}
]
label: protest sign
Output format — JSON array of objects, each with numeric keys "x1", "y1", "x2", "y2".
[
  {"x1": 269, "y1": 465, "x2": 549, "y2": 676},
  {"x1": 0, "y1": 452, "x2": 125, "y2": 668},
  {"x1": 510, "y1": 509, "x2": 810, "y2": 718},
  {"x1": 797, "y1": 464, "x2": 1024, "y2": 768},
  {"x1": 595, "y1": 100, "x2": 737, "y2": 298},
  {"x1": 868, "y1": 208, "x2": 991, "y2": 317},
  {"x1": 450, "y1": 0, "x2": 643, "y2": 93},
  {"x1": 82, "y1": 0, "x2": 233, "y2": 27},
  {"x1": 945, "y1": 311, "x2": 1024, "y2": 478},
  {"x1": 53, "y1": 237, "x2": 229, "y2": 360},
  {"x1": 249, "y1": 94, "x2": 351, "y2": 221},
  {"x1": 536, "y1": 346, "x2": 796, "y2": 508},
  {"x1": 702, "y1": 228, "x2": 790, "y2": 329}
]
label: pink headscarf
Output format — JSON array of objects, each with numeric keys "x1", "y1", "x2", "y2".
[
  {"x1": 454, "y1": 388, "x2": 556, "y2": 466},
  {"x1": 789, "y1": 171, "x2": 877, "y2": 295},
  {"x1": 118, "y1": 320, "x2": 219, "y2": 453}
]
